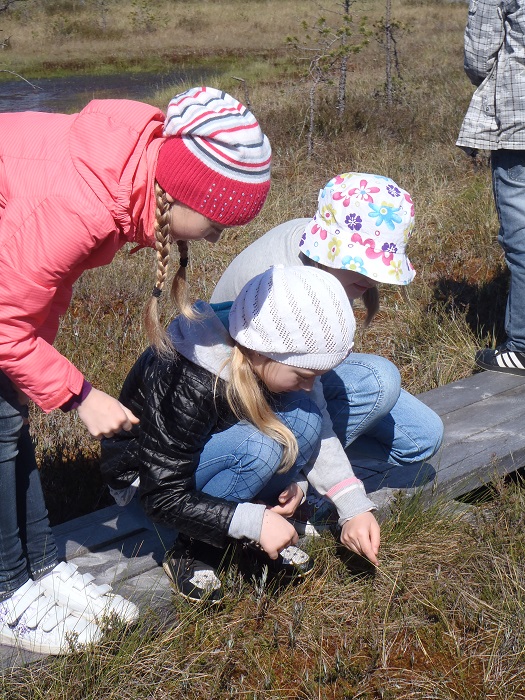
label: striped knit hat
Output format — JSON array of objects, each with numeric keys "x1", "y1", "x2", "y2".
[
  {"x1": 229, "y1": 265, "x2": 355, "y2": 371},
  {"x1": 155, "y1": 86, "x2": 272, "y2": 227}
]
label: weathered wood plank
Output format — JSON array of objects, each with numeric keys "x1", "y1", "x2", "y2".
[{"x1": 418, "y1": 371, "x2": 525, "y2": 414}]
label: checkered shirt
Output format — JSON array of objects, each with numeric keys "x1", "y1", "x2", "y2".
[{"x1": 457, "y1": 0, "x2": 525, "y2": 153}]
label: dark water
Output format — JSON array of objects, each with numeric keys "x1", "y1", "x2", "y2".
[{"x1": 0, "y1": 68, "x2": 212, "y2": 113}]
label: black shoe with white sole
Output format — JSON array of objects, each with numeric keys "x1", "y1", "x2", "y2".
[
  {"x1": 475, "y1": 346, "x2": 525, "y2": 376},
  {"x1": 244, "y1": 542, "x2": 314, "y2": 579},
  {"x1": 162, "y1": 535, "x2": 226, "y2": 603}
]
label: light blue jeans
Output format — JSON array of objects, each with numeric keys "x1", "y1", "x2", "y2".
[
  {"x1": 194, "y1": 391, "x2": 322, "y2": 504},
  {"x1": 193, "y1": 354, "x2": 442, "y2": 503},
  {"x1": 0, "y1": 372, "x2": 58, "y2": 601},
  {"x1": 320, "y1": 354, "x2": 443, "y2": 467},
  {"x1": 492, "y1": 149, "x2": 525, "y2": 351}
]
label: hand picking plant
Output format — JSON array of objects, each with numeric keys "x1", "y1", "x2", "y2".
[{"x1": 287, "y1": 0, "x2": 370, "y2": 158}]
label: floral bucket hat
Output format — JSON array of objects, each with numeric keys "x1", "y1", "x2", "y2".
[{"x1": 300, "y1": 172, "x2": 416, "y2": 285}]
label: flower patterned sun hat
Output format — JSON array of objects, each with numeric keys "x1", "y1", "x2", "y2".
[{"x1": 299, "y1": 172, "x2": 416, "y2": 285}]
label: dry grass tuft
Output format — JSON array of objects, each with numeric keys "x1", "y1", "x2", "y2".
[{"x1": 3, "y1": 484, "x2": 525, "y2": 698}]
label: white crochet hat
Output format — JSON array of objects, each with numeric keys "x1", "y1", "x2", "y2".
[{"x1": 229, "y1": 265, "x2": 355, "y2": 370}]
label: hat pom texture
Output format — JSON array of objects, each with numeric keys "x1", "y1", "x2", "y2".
[
  {"x1": 300, "y1": 172, "x2": 416, "y2": 285},
  {"x1": 155, "y1": 86, "x2": 271, "y2": 227},
  {"x1": 229, "y1": 266, "x2": 356, "y2": 371}
]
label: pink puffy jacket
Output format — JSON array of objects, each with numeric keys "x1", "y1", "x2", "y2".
[{"x1": 0, "y1": 99, "x2": 165, "y2": 412}]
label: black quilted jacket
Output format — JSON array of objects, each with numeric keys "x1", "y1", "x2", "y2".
[{"x1": 100, "y1": 347, "x2": 238, "y2": 548}]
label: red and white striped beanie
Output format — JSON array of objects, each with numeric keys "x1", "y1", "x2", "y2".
[{"x1": 155, "y1": 86, "x2": 271, "y2": 227}]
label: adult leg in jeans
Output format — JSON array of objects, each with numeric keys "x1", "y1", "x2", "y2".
[
  {"x1": 195, "y1": 391, "x2": 322, "y2": 503},
  {"x1": 320, "y1": 354, "x2": 443, "y2": 468},
  {"x1": 0, "y1": 372, "x2": 58, "y2": 601},
  {"x1": 492, "y1": 149, "x2": 525, "y2": 352}
]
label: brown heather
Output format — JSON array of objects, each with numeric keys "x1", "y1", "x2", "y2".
[{"x1": 1, "y1": 2, "x2": 523, "y2": 697}]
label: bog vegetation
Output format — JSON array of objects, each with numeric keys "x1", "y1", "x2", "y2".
[{"x1": 1, "y1": 1, "x2": 523, "y2": 698}]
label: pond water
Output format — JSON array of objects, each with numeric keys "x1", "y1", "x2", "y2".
[{"x1": 0, "y1": 68, "x2": 212, "y2": 113}]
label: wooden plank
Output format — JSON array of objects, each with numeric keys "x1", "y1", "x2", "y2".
[
  {"x1": 438, "y1": 388, "x2": 525, "y2": 441},
  {"x1": 54, "y1": 498, "x2": 177, "y2": 562},
  {"x1": 53, "y1": 503, "x2": 147, "y2": 560},
  {"x1": 418, "y1": 370, "x2": 525, "y2": 415}
]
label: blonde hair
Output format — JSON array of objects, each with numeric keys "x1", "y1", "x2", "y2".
[
  {"x1": 221, "y1": 346, "x2": 299, "y2": 473},
  {"x1": 144, "y1": 182, "x2": 198, "y2": 356}
]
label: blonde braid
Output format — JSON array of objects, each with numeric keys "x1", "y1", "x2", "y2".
[
  {"x1": 144, "y1": 182, "x2": 175, "y2": 355},
  {"x1": 170, "y1": 239, "x2": 198, "y2": 320}
]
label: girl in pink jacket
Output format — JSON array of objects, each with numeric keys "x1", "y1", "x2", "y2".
[{"x1": 0, "y1": 86, "x2": 271, "y2": 654}]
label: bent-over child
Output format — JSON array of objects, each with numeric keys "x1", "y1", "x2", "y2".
[
  {"x1": 101, "y1": 266, "x2": 380, "y2": 603},
  {"x1": 0, "y1": 86, "x2": 271, "y2": 652}
]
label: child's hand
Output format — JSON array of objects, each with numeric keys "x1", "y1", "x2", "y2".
[
  {"x1": 268, "y1": 483, "x2": 304, "y2": 518},
  {"x1": 77, "y1": 388, "x2": 140, "y2": 439},
  {"x1": 340, "y1": 511, "x2": 380, "y2": 566},
  {"x1": 259, "y1": 508, "x2": 299, "y2": 560}
]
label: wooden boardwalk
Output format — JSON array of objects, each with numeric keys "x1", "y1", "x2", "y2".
[{"x1": 2, "y1": 369, "x2": 525, "y2": 670}]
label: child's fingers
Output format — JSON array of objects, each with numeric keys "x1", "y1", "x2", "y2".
[
  {"x1": 358, "y1": 536, "x2": 379, "y2": 566},
  {"x1": 120, "y1": 403, "x2": 140, "y2": 428}
]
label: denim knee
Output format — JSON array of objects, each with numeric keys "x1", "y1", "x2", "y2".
[
  {"x1": 323, "y1": 354, "x2": 402, "y2": 418},
  {"x1": 226, "y1": 432, "x2": 283, "y2": 501},
  {"x1": 417, "y1": 405, "x2": 444, "y2": 462},
  {"x1": 273, "y1": 392, "x2": 322, "y2": 468}
]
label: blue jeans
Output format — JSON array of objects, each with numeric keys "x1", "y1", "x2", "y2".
[
  {"x1": 492, "y1": 149, "x2": 525, "y2": 351},
  {"x1": 0, "y1": 372, "x2": 58, "y2": 601},
  {"x1": 320, "y1": 354, "x2": 443, "y2": 467},
  {"x1": 194, "y1": 391, "x2": 322, "y2": 503}
]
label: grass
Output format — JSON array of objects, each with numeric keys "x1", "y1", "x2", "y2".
[
  {"x1": 3, "y1": 483, "x2": 525, "y2": 698},
  {"x1": 1, "y1": 0, "x2": 523, "y2": 695}
]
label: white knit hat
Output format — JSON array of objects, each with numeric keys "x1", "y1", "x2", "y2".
[{"x1": 229, "y1": 266, "x2": 355, "y2": 370}]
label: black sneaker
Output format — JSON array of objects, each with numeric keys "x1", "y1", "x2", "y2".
[
  {"x1": 289, "y1": 493, "x2": 338, "y2": 536},
  {"x1": 475, "y1": 346, "x2": 525, "y2": 376},
  {"x1": 244, "y1": 542, "x2": 314, "y2": 579},
  {"x1": 162, "y1": 535, "x2": 226, "y2": 603}
]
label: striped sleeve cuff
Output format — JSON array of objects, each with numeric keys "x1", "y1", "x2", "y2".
[{"x1": 326, "y1": 477, "x2": 377, "y2": 524}]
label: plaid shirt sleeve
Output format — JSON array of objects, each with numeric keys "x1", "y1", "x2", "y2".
[
  {"x1": 464, "y1": 0, "x2": 504, "y2": 86},
  {"x1": 457, "y1": 0, "x2": 525, "y2": 152}
]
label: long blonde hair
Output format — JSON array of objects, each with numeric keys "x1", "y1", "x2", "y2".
[
  {"x1": 143, "y1": 182, "x2": 197, "y2": 356},
  {"x1": 221, "y1": 346, "x2": 299, "y2": 473}
]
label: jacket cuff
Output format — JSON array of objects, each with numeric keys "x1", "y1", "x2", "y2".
[{"x1": 60, "y1": 380, "x2": 92, "y2": 412}]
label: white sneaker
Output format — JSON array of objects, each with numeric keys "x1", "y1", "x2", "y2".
[
  {"x1": 40, "y1": 562, "x2": 139, "y2": 625},
  {"x1": 0, "y1": 579, "x2": 102, "y2": 655}
]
